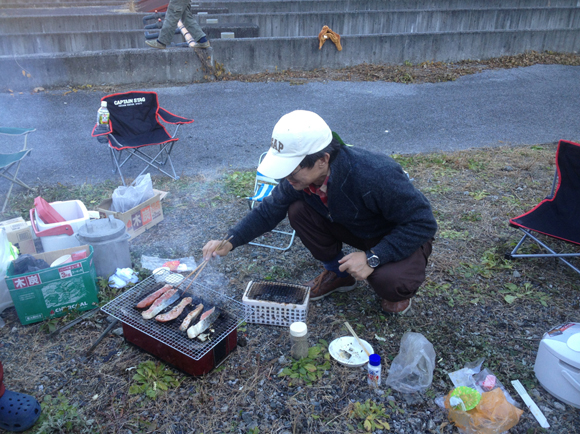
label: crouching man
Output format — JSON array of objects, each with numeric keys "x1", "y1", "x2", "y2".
[{"x1": 203, "y1": 110, "x2": 437, "y2": 314}]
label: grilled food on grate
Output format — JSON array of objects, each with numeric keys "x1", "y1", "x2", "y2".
[
  {"x1": 180, "y1": 303, "x2": 204, "y2": 331},
  {"x1": 156, "y1": 297, "x2": 192, "y2": 322}
]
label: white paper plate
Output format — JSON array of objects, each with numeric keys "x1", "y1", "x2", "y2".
[
  {"x1": 165, "y1": 273, "x2": 184, "y2": 285},
  {"x1": 329, "y1": 336, "x2": 373, "y2": 367},
  {"x1": 50, "y1": 254, "x2": 72, "y2": 268}
]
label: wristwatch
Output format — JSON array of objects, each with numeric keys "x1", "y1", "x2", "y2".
[{"x1": 366, "y1": 252, "x2": 380, "y2": 268}]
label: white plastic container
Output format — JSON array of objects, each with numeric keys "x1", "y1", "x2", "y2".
[
  {"x1": 30, "y1": 200, "x2": 89, "y2": 252},
  {"x1": 534, "y1": 322, "x2": 580, "y2": 408}
]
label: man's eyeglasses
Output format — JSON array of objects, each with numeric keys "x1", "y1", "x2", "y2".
[{"x1": 278, "y1": 165, "x2": 303, "y2": 183}]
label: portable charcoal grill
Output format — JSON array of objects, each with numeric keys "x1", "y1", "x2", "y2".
[
  {"x1": 102, "y1": 274, "x2": 247, "y2": 376},
  {"x1": 242, "y1": 280, "x2": 310, "y2": 327}
]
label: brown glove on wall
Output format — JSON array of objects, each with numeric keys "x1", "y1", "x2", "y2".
[{"x1": 318, "y1": 25, "x2": 342, "y2": 51}]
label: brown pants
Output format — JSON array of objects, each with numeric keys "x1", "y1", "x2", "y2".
[{"x1": 288, "y1": 201, "x2": 432, "y2": 302}]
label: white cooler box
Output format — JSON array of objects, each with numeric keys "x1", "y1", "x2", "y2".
[
  {"x1": 534, "y1": 322, "x2": 580, "y2": 408},
  {"x1": 30, "y1": 200, "x2": 89, "y2": 252}
]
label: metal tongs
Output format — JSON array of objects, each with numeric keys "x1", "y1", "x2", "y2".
[{"x1": 176, "y1": 235, "x2": 233, "y2": 296}]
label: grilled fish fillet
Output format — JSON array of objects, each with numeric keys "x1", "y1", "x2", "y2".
[
  {"x1": 179, "y1": 303, "x2": 204, "y2": 331},
  {"x1": 155, "y1": 297, "x2": 192, "y2": 322},
  {"x1": 136, "y1": 284, "x2": 172, "y2": 309},
  {"x1": 142, "y1": 289, "x2": 178, "y2": 319},
  {"x1": 187, "y1": 307, "x2": 218, "y2": 339}
]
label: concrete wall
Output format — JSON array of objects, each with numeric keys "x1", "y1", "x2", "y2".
[
  {"x1": 1, "y1": 24, "x2": 258, "y2": 55},
  {"x1": 205, "y1": 0, "x2": 580, "y2": 14},
  {"x1": 202, "y1": 8, "x2": 580, "y2": 37},
  {"x1": 0, "y1": 48, "x2": 209, "y2": 89},
  {"x1": 2, "y1": 28, "x2": 578, "y2": 88}
]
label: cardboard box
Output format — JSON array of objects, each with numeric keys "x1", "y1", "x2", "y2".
[
  {"x1": 0, "y1": 217, "x2": 36, "y2": 254},
  {"x1": 97, "y1": 190, "x2": 167, "y2": 240},
  {"x1": 5, "y1": 245, "x2": 98, "y2": 325}
]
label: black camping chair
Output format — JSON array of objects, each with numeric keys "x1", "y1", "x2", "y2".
[
  {"x1": 506, "y1": 140, "x2": 580, "y2": 275},
  {"x1": 91, "y1": 91, "x2": 193, "y2": 186}
]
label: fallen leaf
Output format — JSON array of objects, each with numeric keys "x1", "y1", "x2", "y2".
[{"x1": 504, "y1": 295, "x2": 517, "y2": 304}]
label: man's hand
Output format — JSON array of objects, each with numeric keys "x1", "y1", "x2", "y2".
[
  {"x1": 338, "y1": 251, "x2": 374, "y2": 280},
  {"x1": 202, "y1": 240, "x2": 233, "y2": 262}
]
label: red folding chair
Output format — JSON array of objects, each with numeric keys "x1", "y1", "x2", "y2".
[{"x1": 91, "y1": 91, "x2": 193, "y2": 186}]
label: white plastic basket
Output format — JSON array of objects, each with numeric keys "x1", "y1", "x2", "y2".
[{"x1": 242, "y1": 280, "x2": 310, "y2": 327}]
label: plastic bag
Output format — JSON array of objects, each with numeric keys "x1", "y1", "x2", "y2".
[
  {"x1": 444, "y1": 387, "x2": 523, "y2": 434},
  {"x1": 448, "y1": 358, "x2": 517, "y2": 406},
  {"x1": 111, "y1": 173, "x2": 154, "y2": 212},
  {"x1": 108, "y1": 268, "x2": 139, "y2": 288},
  {"x1": 385, "y1": 331, "x2": 436, "y2": 393},
  {"x1": 0, "y1": 228, "x2": 19, "y2": 316}
]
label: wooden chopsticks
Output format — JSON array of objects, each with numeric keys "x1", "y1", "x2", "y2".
[
  {"x1": 344, "y1": 321, "x2": 371, "y2": 357},
  {"x1": 176, "y1": 235, "x2": 233, "y2": 294}
]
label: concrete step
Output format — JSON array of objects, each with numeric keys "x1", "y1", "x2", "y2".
[
  {"x1": 201, "y1": 0, "x2": 580, "y2": 14},
  {"x1": 2, "y1": 28, "x2": 579, "y2": 89},
  {"x1": 4, "y1": 0, "x2": 579, "y2": 11},
  {"x1": 197, "y1": 8, "x2": 580, "y2": 37},
  {"x1": 1, "y1": 23, "x2": 258, "y2": 54},
  {"x1": 3, "y1": 7, "x2": 577, "y2": 37},
  {"x1": 0, "y1": 1, "x2": 126, "y2": 8}
]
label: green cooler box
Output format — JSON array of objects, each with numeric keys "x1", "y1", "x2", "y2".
[{"x1": 5, "y1": 245, "x2": 99, "y2": 325}]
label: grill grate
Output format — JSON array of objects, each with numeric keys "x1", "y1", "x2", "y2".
[
  {"x1": 245, "y1": 281, "x2": 308, "y2": 304},
  {"x1": 101, "y1": 274, "x2": 247, "y2": 360}
]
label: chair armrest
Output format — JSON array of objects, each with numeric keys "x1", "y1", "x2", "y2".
[
  {"x1": 91, "y1": 122, "x2": 111, "y2": 137},
  {"x1": 158, "y1": 107, "x2": 194, "y2": 125}
]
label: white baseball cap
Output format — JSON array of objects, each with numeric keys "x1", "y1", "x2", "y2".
[{"x1": 257, "y1": 110, "x2": 332, "y2": 179}]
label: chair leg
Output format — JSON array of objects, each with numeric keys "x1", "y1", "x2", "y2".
[
  {"x1": 508, "y1": 229, "x2": 580, "y2": 275},
  {"x1": 248, "y1": 229, "x2": 296, "y2": 252},
  {"x1": 1, "y1": 161, "x2": 32, "y2": 213},
  {"x1": 109, "y1": 147, "x2": 126, "y2": 186}
]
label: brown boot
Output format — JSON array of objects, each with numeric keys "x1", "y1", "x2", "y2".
[
  {"x1": 305, "y1": 270, "x2": 357, "y2": 301},
  {"x1": 381, "y1": 298, "x2": 412, "y2": 315}
]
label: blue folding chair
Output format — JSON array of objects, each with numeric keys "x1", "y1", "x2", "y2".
[
  {"x1": 0, "y1": 128, "x2": 35, "y2": 213},
  {"x1": 246, "y1": 153, "x2": 296, "y2": 251}
]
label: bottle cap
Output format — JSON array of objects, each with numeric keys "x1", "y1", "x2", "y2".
[
  {"x1": 101, "y1": 101, "x2": 107, "y2": 107},
  {"x1": 290, "y1": 321, "x2": 307, "y2": 337},
  {"x1": 369, "y1": 354, "x2": 381, "y2": 366}
]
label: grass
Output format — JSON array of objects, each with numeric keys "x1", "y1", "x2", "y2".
[{"x1": 1, "y1": 142, "x2": 579, "y2": 433}]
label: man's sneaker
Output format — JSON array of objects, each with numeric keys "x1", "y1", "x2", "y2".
[
  {"x1": 381, "y1": 298, "x2": 412, "y2": 315},
  {"x1": 305, "y1": 270, "x2": 357, "y2": 301},
  {"x1": 195, "y1": 37, "x2": 210, "y2": 48},
  {"x1": 146, "y1": 39, "x2": 166, "y2": 49}
]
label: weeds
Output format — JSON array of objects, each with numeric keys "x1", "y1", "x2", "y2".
[
  {"x1": 128, "y1": 361, "x2": 181, "y2": 400},
  {"x1": 224, "y1": 171, "x2": 254, "y2": 197},
  {"x1": 278, "y1": 341, "x2": 331, "y2": 386},
  {"x1": 33, "y1": 393, "x2": 95, "y2": 434},
  {"x1": 348, "y1": 399, "x2": 390, "y2": 432}
]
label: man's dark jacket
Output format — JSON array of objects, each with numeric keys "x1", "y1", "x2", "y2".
[{"x1": 228, "y1": 146, "x2": 437, "y2": 265}]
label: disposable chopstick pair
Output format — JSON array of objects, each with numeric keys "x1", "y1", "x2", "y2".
[
  {"x1": 344, "y1": 321, "x2": 371, "y2": 357},
  {"x1": 177, "y1": 235, "x2": 233, "y2": 294}
]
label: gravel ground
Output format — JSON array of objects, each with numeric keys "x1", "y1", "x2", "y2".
[{"x1": 1, "y1": 144, "x2": 580, "y2": 433}]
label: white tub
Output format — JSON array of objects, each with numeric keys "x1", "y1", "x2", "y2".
[{"x1": 30, "y1": 200, "x2": 89, "y2": 252}]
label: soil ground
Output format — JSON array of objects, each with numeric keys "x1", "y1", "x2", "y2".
[
  {"x1": 1, "y1": 56, "x2": 580, "y2": 434},
  {"x1": 1, "y1": 144, "x2": 580, "y2": 434}
]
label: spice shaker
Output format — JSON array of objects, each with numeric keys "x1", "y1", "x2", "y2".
[
  {"x1": 289, "y1": 322, "x2": 309, "y2": 359},
  {"x1": 367, "y1": 354, "x2": 381, "y2": 388}
]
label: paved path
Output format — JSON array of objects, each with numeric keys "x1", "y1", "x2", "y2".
[{"x1": 1, "y1": 64, "x2": 579, "y2": 191}]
